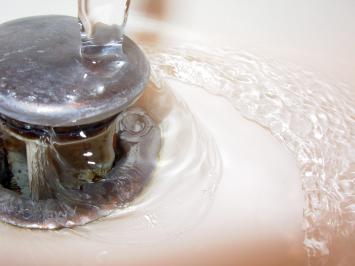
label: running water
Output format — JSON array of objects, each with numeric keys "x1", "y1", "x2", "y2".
[
  {"x1": 0, "y1": 1, "x2": 353, "y2": 265},
  {"x1": 143, "y1": 43, "x2": 354, "y2": 265},
  {"x1": 78, "y1": 0, "x2": 131, "y2": 63}
]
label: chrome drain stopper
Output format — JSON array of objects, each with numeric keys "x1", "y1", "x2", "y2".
[{"x1": 0, "y1": 1, "x2": 160, "y2": 229}]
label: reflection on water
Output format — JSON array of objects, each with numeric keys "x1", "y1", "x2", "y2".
[
  {"x1": 144, "y1": 43, "x2": 355, "y2": 265},
  {"x1": 68, "y1": 77, "x2": 222, "y2": 244}
]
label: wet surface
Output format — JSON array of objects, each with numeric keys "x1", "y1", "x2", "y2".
[
  {"x1": 0, "y1": 2, "x2": 354, "y2": 264},
  {"x1": 145, "y1": 43, "x2": 354, "y2": 265},
  {"x1": 0, "y1": 106, "x2": 161, "y2": 229}
]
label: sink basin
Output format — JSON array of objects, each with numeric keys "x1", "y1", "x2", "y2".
[{"x1": 0, "y1": 1, "x2": 353, "y2": 265}]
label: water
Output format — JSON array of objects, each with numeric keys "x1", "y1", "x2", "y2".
[
  {"x1": 67, "y1": 80, "x2": 222, "y2": 244},
  {"x1": 1, "y1": 37, "x2": 351, "y2": 263},
  {"x1": 0, "y1": 73, "x2": 222, "y2": 241},
  {"x1": 78, "y1": 0, "x2": 131, "y2": 63},
  {"x1": 0, "y1": 1, "x2": 353, "y2": 265},
  {"x1": 2, "y1": 38, "x2": 349, "y2": 264},
  {"x1": 143, "y1": 43, "x2": 354, "y2": 265}
]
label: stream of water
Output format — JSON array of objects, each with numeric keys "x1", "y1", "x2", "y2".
[{"x1": 144, "y1": 43, "x2": 354, "y2": 265}]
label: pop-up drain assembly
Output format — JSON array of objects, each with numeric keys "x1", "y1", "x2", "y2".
[{"x1": 0, "y1": 0, "x2": 160, "y2": 229}]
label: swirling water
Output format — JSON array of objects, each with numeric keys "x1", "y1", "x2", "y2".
[
  {"x1": 68, "y1": 78, "x2": 222, "y2": 244},
  {"x1": 0, "y1": 28, "x2": 353, "y2": 265},
  {"x1": 0, "y1": 75, "x2": 223, "y2": 249},
  {"x1": 144, "y1": 43, "x2": 355, "y2": 265}
]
